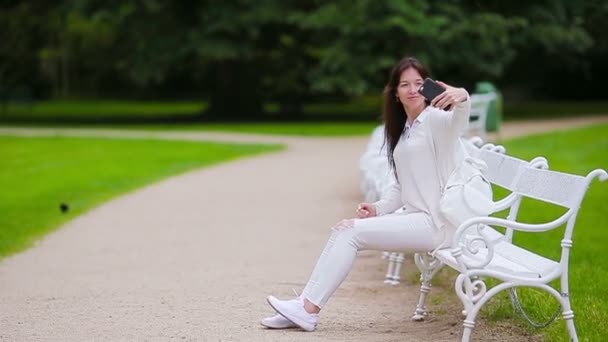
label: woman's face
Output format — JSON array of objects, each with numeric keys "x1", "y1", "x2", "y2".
[{"x1": 397, "y1": 67, "x2": 425, "y2": 109}]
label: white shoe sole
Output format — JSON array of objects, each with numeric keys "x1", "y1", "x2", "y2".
[
  {"x1": 266, "y1": 296, "x2": 316, "y2": 332},
  {"x1": 260, "y1": 322, "x2": 297, "y2": 329},
  {"x1": 260, "y1": 316, "x2": 297, "y2": 329}
]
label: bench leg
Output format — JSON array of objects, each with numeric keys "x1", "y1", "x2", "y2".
[
  {"x1": 454, "y1": 274, "x2": 489, "y2": 342},
  {"x1": 461, "y1": 316, "x2": 476, "y2": 342},
  {"x1": 383, "y1": 252, "x2": 397, "y2": 284},
  {"x1": 412, "y1": 253, "x2": 443, "y2": 321},
  {"x1": 563, "y1": 310, "x2": 578, "y2": 342},
  {"x1": 559, "y1": 293, "x2": 578, "y2": 342},
  {"x1": 455, "y1": 276, "x2": 581, "y2": 342},
  {"x1": 460, "y1": 304, "x2": 482, "y2": 342},
  {"x1": 388, "y1": 253, "x2": 406, "y2": 285},
  {"x1": 533, "y1": 287, "x2": 579, "y2": 341}
]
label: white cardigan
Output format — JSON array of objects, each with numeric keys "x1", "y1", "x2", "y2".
[{"x1": 373, "y1": 95, "x2": 471, "y2": 234}]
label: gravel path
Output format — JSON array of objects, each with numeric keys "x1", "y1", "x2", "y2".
[{"x1": 1, "y1": 115, "x2": 606, "y2": 341}]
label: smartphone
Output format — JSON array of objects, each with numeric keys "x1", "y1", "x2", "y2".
[{"x1": 418, "y1": 78, "x2": 450, "y2": 110}]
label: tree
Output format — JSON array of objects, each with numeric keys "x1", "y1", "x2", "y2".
[
  {"x1": 3, "y1": 0, "x2": 608, "y2": 120},
  {"x1": 289, "y1": 0, "x2": 529, "y2": 95},
  {"x1": 0, "y1": 1, "x2": 56, "y2": 99},
  {"x1": 89, "y1": 0, "x2": 293, "y2": 119}
]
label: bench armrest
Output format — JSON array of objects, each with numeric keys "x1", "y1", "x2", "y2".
[
  {"x1": 492, "y1": 193, "x2": 520, "y2": 212},
  {"x1": 449, "y1": 212, "x2": 571, "y2": 269}
]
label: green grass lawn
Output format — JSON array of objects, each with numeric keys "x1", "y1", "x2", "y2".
[
  {"x1": 116, "y1": 122, "x2": 381, "y2": 136},
  {"x1": 1, "y1": 122, "x2": 382, "y2": 136},
  {"x1": 1, "y1": 100, "x2": 206, "y2": 120},
  {"x1": 0, "y1": 135, "x2": 282, "y2": 258},
  {"x1": 2, "y1": 98, "x2": 606, "y2": 129},
  {"x1": 479, "y1": 123, "x2": 608, "y2": 341},
  {"x1": 0, "y1": 99, "x2": 382, "y2": 136},
  {"x1": 504, "y1": 101, "x2": 608, "y2": 120},
  {"x1": 1, "y1": 98, "x2": 382, "y2": 119}
]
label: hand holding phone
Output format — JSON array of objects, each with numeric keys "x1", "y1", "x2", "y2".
[
  {"x1": 418, "y1": 78, "x2": 451, "y2": 110},
  {"x1": 433, "y1": 80, "x2": 469, "y2": 110}
]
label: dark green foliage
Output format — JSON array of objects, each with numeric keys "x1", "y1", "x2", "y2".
[{"x1": 1, "y1": 1, "x2": 607, "y2": 120}]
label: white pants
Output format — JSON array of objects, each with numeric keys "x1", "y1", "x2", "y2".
[{"x1": 301, "y1": 211, "x2": 444, "y2": 308}]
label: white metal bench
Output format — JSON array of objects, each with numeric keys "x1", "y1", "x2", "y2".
[
  {"x1": 359, "y1": 125, "x2": 392, "y2": 203},
  {"x1": 411, "y1": 151, "x2": 607, "y2": 342},
  {"x1": 411, "y1": 143, "x2": 548, "y2": 313}
]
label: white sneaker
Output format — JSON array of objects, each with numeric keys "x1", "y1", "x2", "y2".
[
  {"x1": 267, "y1": 295, "x2": 319, "y2": 332},
  {"x1": 261, "y1": 314, "x2": 298, "y2": 329}
]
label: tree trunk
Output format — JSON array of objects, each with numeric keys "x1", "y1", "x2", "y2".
[{"x1": 204, "y1": 62, "x2": 264, "y2": 121}]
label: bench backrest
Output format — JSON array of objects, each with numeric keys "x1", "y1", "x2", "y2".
[
  {"x1": 462, "y1": 139, "x2": 552, "y2": 242},
  {"x1": 463, "y1": 138, "x2": 538, "y2": 190},
  {"x1": 509, "y1": 167, "x2": 606, "y2": 270},
  {"x1": 479, "y1": 149, "x2": 546, "y2": 190},
  {"x1": 514, "y1": 167, "x2": 591, "y2": 209},
  {"x1": 468, "y1": 146, "x2": 607, "y2": 266}
]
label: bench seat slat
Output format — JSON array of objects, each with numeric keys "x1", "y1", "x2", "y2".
[{"x1": 436, "y1": 226, "x2": 559, "y2": 280}]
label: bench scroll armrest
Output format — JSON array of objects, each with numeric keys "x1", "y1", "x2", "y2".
[
  {"x1": 450, "y1": 213, "x2": 571, "y2": 270},
  {"x1": 492, "y1": 193, "x2": 519, "y2": 212}
]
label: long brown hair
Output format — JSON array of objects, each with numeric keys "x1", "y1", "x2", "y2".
[{"x1": 383, "y1": 56, "x2": 430, "y2": 172}]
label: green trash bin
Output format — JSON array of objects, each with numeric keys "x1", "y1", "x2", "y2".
[{"x1": 474, "y1": 82, "x2": 502, "y2": 133}]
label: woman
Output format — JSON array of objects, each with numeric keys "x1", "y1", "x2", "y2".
[{"x1": 261, "y1": 56, "x2": 470, "y2": 331}]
